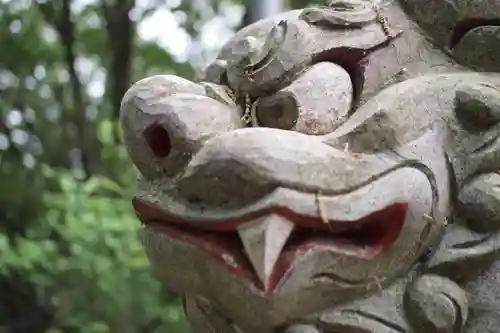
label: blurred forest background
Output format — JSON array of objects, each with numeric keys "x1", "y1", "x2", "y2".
[{"x1": 0, "y1": 0, "x2": 322, "y2": 332}]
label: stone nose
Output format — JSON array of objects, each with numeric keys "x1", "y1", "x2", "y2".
[
  {"x1": 175, "y1": 127, "x2": 405, "y2": 209},
  {"x1": 120, "y1": 75, "x2": 244, "y2": 179}
]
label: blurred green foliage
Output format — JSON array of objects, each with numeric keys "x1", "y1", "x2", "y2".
[
  {"x1": 0, "y1": 0, "x2": 312, "y2": 332},
  {"x1": 1, "y1": 167, "x2": 191, "y2": 333}
]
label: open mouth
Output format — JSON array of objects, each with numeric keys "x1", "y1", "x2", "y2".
[
  {"x1": 134, "y1": 198, "x2": 408, "y2": 293},
  {"x1": 450, "y1": 18, "x2": 500, "y2": 49}
]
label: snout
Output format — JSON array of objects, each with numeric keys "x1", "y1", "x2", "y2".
[
  {"x1": 120, "y1": 75, "x2": 244, "y2": 180},
  {"x1": 174, "y1": 127, "x2": 431, "y2": 209},
  {"x1": 120, "y1": 72, "x2": 441, "y2": 220},
  {"x1": 134, "y1": 124, "x2": 442, "y2": 322}
]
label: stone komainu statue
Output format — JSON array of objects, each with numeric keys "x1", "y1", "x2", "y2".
[{"x1": 119, "y1": 0, "x2": 500, "y2": 332}]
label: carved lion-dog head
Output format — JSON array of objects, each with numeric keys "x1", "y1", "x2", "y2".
[{"x1": 121, "y1": 1, "x2": 500, "y2": 332}]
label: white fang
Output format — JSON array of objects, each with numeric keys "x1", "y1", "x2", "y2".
[{"x1": 237, "y1": 214, "x2": 294, "y2": 290}]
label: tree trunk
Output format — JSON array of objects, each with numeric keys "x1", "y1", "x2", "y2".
[{"x1": 242, "y1": 0, "x2": 286, "y2": 27}]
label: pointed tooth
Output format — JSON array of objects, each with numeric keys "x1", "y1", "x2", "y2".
[{"x1": 237, "y1": 214, "x2": 294, "y2": 289}]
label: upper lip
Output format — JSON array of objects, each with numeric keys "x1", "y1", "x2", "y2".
[{"x1": 174, "y1": 127, "x2": 426, "y2": 204}]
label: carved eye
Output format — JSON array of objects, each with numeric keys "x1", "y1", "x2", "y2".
[
  {"x1": 454, "y1": 83, "x2": 500, "y2": 132},
  {"x1": 251, "y1": 62, "x2": 353, "y2": 135},
  {"x1": 252, "y1": 94, "x2": 299, "y2": 130},
  {"x1": 451, "y1": 20, "x2": 500, "y2": 72}
]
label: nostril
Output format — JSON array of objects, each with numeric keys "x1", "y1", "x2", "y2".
[
  {"x1": 121, "y1": 76, "x2": 243, "y2": 179},
  {"x1": 143, "y1": 123, "x2": 171, "y2": 158}
]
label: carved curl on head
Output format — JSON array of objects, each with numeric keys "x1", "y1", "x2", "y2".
[{"x1": 300, "y1": 0, "x2": 378, "y2": 28}]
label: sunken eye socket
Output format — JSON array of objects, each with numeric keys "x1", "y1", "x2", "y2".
[
  {"x1": 253, "y1": 95, "x2": 299, "y2": 130},
  {"x1": 454, "y1": 83, "x2": 500, "y2": 132}
]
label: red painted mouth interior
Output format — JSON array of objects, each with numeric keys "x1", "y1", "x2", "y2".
[{"x1": 133, "y1": 199, "x2": 408, "y2": 292}]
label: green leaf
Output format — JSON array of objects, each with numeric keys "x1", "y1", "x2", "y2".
[
  {"x1": 125, "y1": 255, "x2": 150, "y2": 269},
  {"x1": 87, "y1": 322, "x2": 109, "y2": 333},
  {"x1": 97, "y1": 119, "x2": 115, "y2": 145}
]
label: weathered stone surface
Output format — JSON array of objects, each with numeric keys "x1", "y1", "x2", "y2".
[
  {"x1": 250, "y1": 61, "x2": 353, "y2": 134},
  {"x1": 457, "y1": 173, "x2": 500, "y2": 233},
  {"x1": 404, "y1": 275, "x2": 468, "y2": 332},
  {"x1": 282, "y1": 324, "x2": 322, "y2": 333},
  {"x1": 300, "y1": 0, "x2": 377, "y2": 28},
  {"x1": 120, "y1": 0, "x2": 500, "y2": 332},
  {"x1": 454, "y1": 83, "x2": 500, "y2": 132},
  {"x1": 453, "y1": 26, "x2": 500, "y2": 72}
]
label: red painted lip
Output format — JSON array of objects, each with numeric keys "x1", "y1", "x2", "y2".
[{"x1": 134, "y1": 198, "x2": 408, "y2": 292}]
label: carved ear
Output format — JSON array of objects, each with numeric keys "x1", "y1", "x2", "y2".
[{"x1": 454, "y1": 83, "x2": 500, "y2": 132}]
